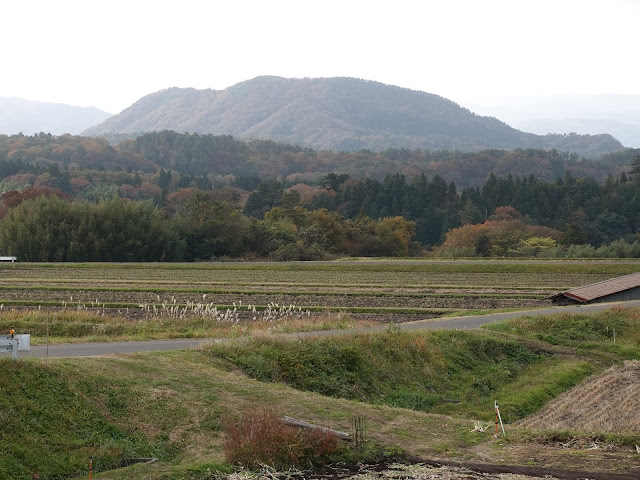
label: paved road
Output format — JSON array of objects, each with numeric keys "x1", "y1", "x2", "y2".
[{"x1": 11, "y1": 300, "x2": 640, "y2": 359}]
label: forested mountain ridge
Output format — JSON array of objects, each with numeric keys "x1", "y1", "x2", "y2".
[
  {"x1": 82, "y1": 76, "x2": 623, "y2": 156},
  {"x1": 123, "y1": 131, "x2": 632, "y2": 187},
  {"x1": 0, "y1": 97, "x2": 112, "y2": 135},
  {"x1": 2, "y1": 131, "x2": 632, "y2": 189}
]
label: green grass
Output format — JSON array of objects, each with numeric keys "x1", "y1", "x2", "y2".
[
  {"x1": 0, "y1": 360, "x2": 165, "y2": 480},
  {"x1": 485, "y1": 306, "x2": 640, "y2": 352},
  {"x1": 0, "y1": 308, "x2": 537, "y2": 344},
  {"x1": 0, "y1": 349, "x2": 478, "y2": 480},
  {"x1": 2, "y1": 259, "x2": 640, "y2": 275},
  {"x1": 200, "y1": 328, "x2": 601, "y2": 423},
  {"x1": 3, "y1": 305, "x2": 640, "y2": 479},
  {"x1": 490, "y1": 358, "x2": 596, "y2": 420}
]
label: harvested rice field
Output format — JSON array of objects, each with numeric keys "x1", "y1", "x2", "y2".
[
  {"x1": 518, "y1": 361, "x2": 640, "y2": 433},
  {"x1": 0, "y1": 260, "x2": 637, "y2": 316}
]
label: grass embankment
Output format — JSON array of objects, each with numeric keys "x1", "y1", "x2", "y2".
[
  {"x1": 0, "y1": 310, "x2": 376, "y2": 344},
  {"x1": 1, "y1": 348, "x2": 478, "y2": 480},
  {"x1": 202, "y1": 329, "x2": 597, "y2": 424},
  {"x1": 0, "y1": 307, "x2": 531, "y2": 344},
  {"x1": 0, "y1": 360, "x2": 165, "y2": 480},
  {"x1": 485, "y1": 305, "x2": 640, "y2": 360}
]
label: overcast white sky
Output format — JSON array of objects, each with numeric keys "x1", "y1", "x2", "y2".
[{"x1": 2, "y1": 0, "x2": 639, "y2": 114}]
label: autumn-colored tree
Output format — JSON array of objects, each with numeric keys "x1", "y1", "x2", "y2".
[
  {"x1": 488, "y1": 205, "x2": 522, "y2": 222},
  {"x1": 307, "y1": 209, "x2": 351, "y2": 254},
  {"x1": 375, "y1": 216, "x2": 416, "y2": 256},
  {"x1": 441, "y1": 224, "x2": 490, "y2": 250},
  {"x1": 517, "y1": 237, "x2": 557, "y2": 256},
  {"x1": 0, "y1": 186, "x2": 71, "y2": 219},
  {"x1": 119, "y1": 184, "x2": 139, "y2": 199},
  {"x1": 138, "y1": 182, "x2": 163, "y2": 199},
  {"x1": 349, "y1": 215, "x2": 415, "y2": 257},
  {"x1": 440, "y1": 206, "x2": 560, "y2": 257}
]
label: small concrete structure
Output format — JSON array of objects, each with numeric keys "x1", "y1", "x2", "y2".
[
  {"x1": 0, "y1": 256, "x2": 16, "y2": 262},
  {"x1": 549, "y1": 272, "x2": 640, "y2": 305}
]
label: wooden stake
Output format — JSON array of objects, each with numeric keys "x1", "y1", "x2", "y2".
[
  {"x1": 46, "y1": 312, "x2": 49, "y2": 366},
  {"x1": 495, "y1": 401, "x2": 506, "y2": 438}
]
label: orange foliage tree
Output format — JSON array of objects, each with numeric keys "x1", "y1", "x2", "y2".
[{"x1": 441, "y1": 206, "x2": 561, "y2": 256}]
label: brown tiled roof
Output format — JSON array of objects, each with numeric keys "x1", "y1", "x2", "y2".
[{"x1": 552, "y1": 272, "x2": 640, "y2": 303}]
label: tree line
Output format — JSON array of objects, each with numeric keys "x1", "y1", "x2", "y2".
[
  {"x1": 0, "y1": 191, "x2": 416, "y2": 261},
  {"x1": 1, "y1": 132, "x2": 636, "y2": 189},
  {"x1": 1, "y1": 132, "x2": 640, "y2": 260},
  {"x1": 2, "y1": 156, "x2": 640, "y2": 261}
]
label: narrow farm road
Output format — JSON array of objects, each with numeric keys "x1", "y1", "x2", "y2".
[{"x1": 18, "y1": 299, "x2": 640, "y2": 359}]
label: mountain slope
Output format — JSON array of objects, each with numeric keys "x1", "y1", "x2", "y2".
[
  {"x1": 83, "y1": 76, "x2": 623, "y2": 156},
  {"x1": 0, "y1": 97, "x2": 112, "y2": 135}
]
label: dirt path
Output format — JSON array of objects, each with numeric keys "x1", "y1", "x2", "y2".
[{"x1": 17, "y1": 299, "x2": 640, "y2": 358}]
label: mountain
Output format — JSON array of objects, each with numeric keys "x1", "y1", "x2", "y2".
[
  {"x1": 83, "y1": 76, "x2": 623, "y2": 156},
  {"x1": 0, "y1": 97, "x2": 112, "y2": 136},
  {"x1": 468, "y1": 94, "x2": 640, "y2": 148}
]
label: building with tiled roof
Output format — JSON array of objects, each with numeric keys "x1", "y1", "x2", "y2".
[{"x1": 549, "y1": 272, "x2": 640, "y2": 305}]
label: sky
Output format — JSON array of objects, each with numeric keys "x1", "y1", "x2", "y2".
[{"x1": 2, "y1": 0, "x2": 639, "y2": 114}]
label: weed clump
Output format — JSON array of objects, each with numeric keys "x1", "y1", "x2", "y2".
[{"x1": 223, "y1": 409, "x2": 340, "y2": 470}]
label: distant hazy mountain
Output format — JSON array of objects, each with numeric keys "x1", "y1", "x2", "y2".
[
  {"x1": 469, "y1": 94, "x2": 640, "y2": 148},
  {"x1": 83, "y1": 76, "x2": 623, "y2": 156},
  {"x1": 0, "y1": 97, "x2": 112, "y2": 135}
]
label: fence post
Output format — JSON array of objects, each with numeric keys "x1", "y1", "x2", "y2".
[{"x1": 494, "y1": 401, "x2": 505, "y2": 438}]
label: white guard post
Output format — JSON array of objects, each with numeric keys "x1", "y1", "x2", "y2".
[
  {"x1": 16, "y1": 334, "x2": 30, "y2": 351},
  {"x1": 0, "y1": 333, "x2": 31, "y2": 360}
]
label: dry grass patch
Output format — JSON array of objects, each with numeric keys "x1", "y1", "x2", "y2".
[{"x1": 518, "y1": 361, "x2": 640, "y2": 432}]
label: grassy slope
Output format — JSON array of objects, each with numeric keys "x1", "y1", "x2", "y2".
[
  {"x1": 201, "y1": 329, "x2": 598, "y2": 423},
  {"x1": 5, "y1": 306, "x2": 640, "y2": 479},
  {"x1": 1, "y1": 350, "x2": 480, "y2": 480}
]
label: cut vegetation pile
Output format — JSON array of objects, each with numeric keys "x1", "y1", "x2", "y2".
[{"x1": 518, "y1": 361, "x2": 640, "y2": 432}]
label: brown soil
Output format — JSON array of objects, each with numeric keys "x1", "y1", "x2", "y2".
[
  {"x1": 0, "y1": 288, "x2": 547, "y2": 310},
  {"x1": 273, "y1": 459, "x2": 640, "y2": 480}
]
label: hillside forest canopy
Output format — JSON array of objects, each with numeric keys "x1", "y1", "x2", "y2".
[
  {"x1": 82, "y1": 77, "x2": 624, "y2": 156},
  {"x1": 0, "y1": 131, "x2": 639, "y2": 261}
]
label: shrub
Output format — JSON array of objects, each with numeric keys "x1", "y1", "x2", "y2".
[{"x1": 223, "y1": 408, "x2": 340, "y2": 470}]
